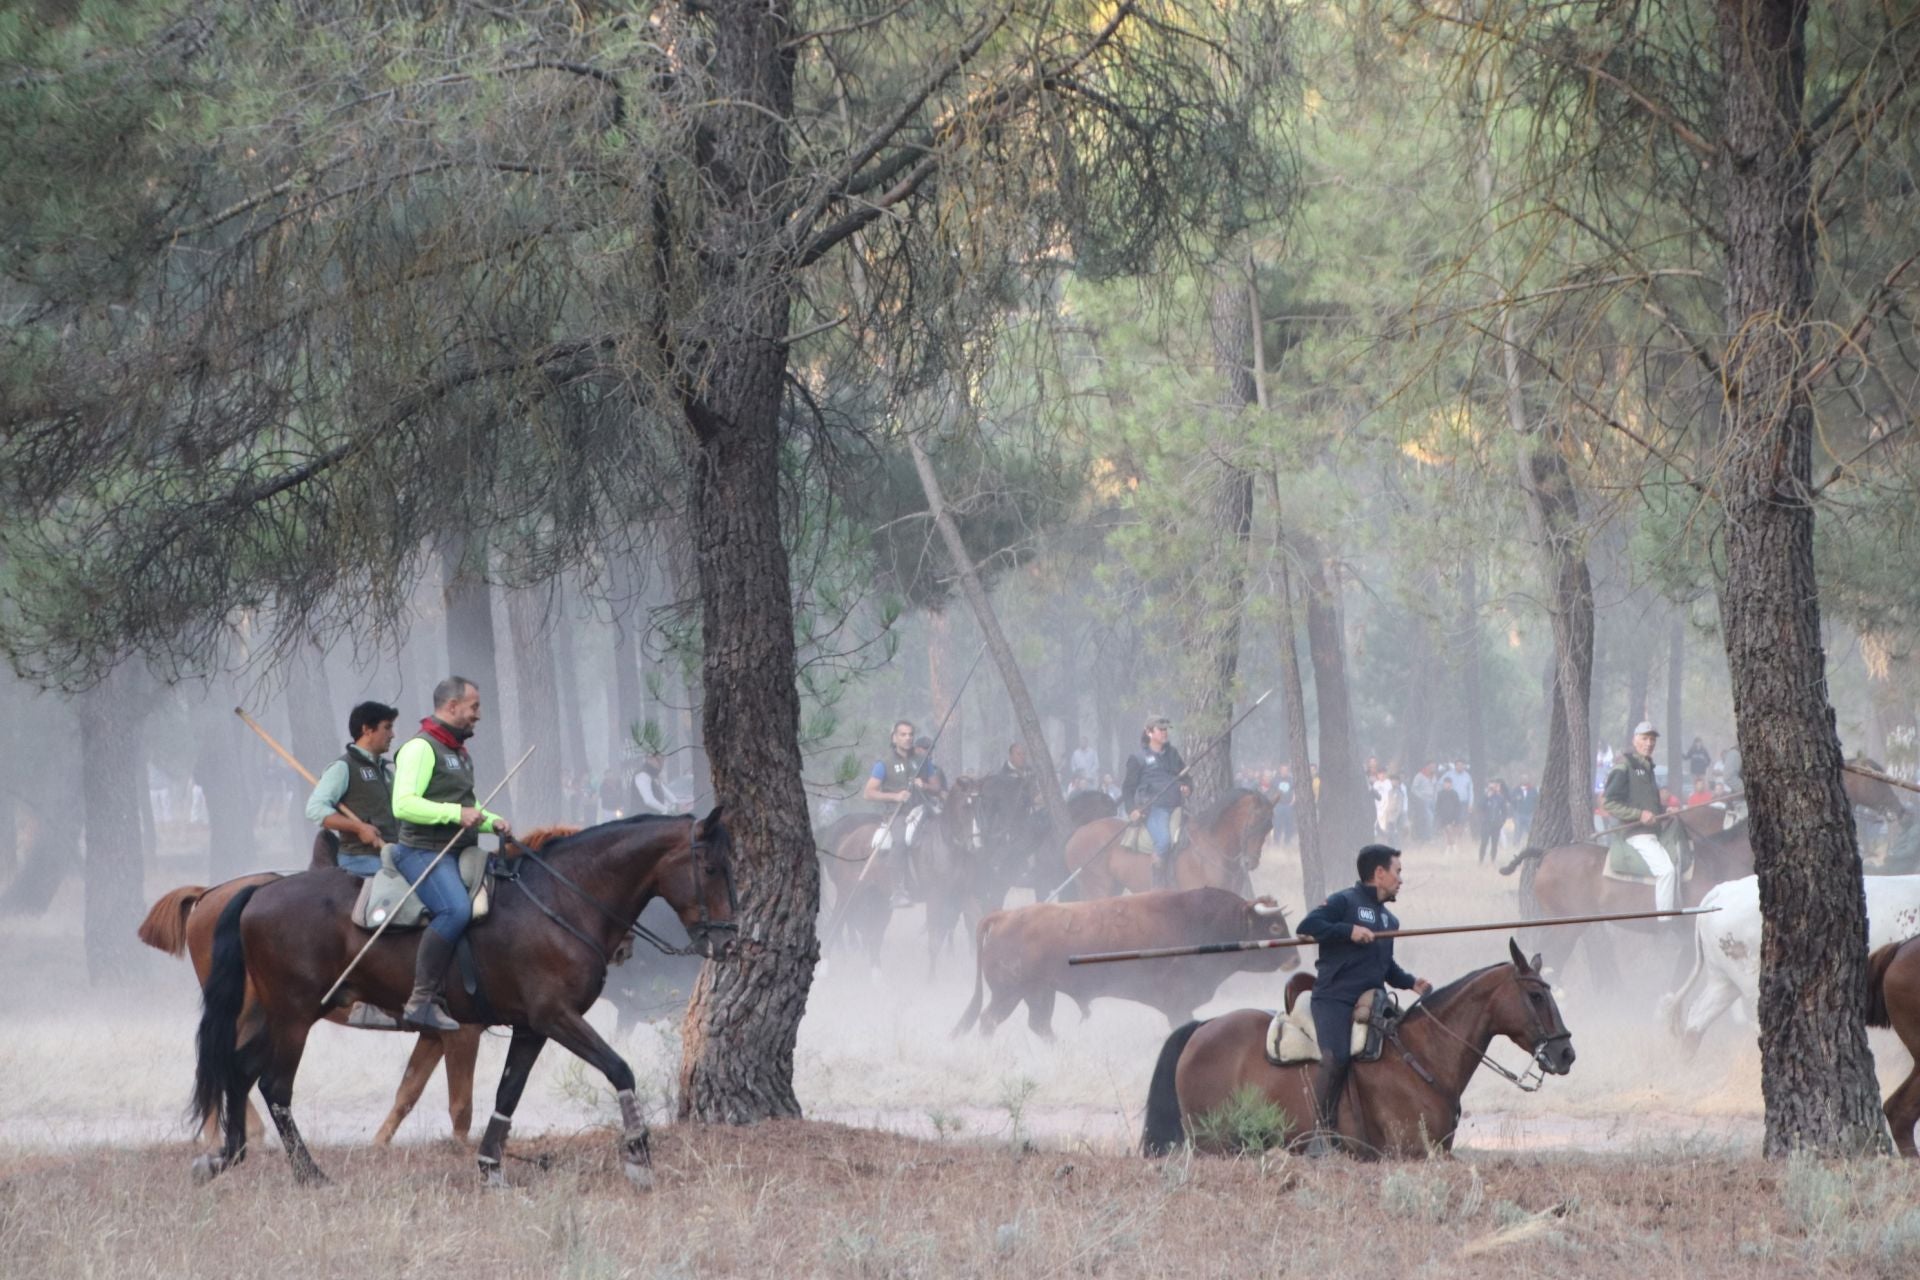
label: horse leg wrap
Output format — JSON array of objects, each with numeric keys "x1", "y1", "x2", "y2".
[{"x1": 617, "y1": 1089, "x2": 654, "y2": 1190}]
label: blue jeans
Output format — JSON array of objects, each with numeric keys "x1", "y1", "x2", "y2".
[
  {"x1": 393, "y1": 843, "x2": 472, "y2": 942},
  {"x1": 338, "y1": 852, "x2": 382, "y2": 878},
  {"x1": 1146, "y1": 806, "x2": 1176, "y2": 859}
]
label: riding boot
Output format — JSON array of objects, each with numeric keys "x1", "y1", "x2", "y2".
[
  {"x1": 346, "y1": 1001, "x2": 400, "y2": 1031},
  {"x1": 1307, "y1": 1059, "x2": 1350, "y2": 1157},
  {"x1": 402, "y1": 929, "x2": 462, "y2": 1033}
]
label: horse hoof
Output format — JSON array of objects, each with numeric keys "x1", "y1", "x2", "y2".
[
  {"x1": 480, "y1": 1166, "x2": 507, "y2": 1189},
  {"x1": 189, "y1": 1155, "x2": 221, "y2": 1186},
  {"x1": 623, "y1": 1160, "x2": 655, "y2": 1191}
]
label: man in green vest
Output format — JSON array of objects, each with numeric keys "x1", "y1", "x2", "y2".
[
  {"x1": 303, "y1": 700, "x2": 399, "y2": 877},
  {"x1": 391, "y1": 676, "x2": 514, "y2": 1032}
]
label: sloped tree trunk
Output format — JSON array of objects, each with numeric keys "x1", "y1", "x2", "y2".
[
  {"x1": 1714, "y1": 0, "x2": 1886, "y2": 1156},
  {"x1": 1267, "y1": 473, "x2": 1324, "y2": 902}
]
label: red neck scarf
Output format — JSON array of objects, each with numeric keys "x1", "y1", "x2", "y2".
[{"x1": 419, "y1": 716, "x2": 469, "y2": 753}]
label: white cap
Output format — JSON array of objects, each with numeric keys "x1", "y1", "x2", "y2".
[{"x1": 1633, "y1": 720, "x2": 1659, "y2": 737}]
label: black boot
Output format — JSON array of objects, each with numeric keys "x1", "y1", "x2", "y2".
[
  {"x1": 403, "y1": 930, "x2": 461, "y2": 1032},
  {"x1": 1307, "y1": 1058, "x2": 1349, "y2": 1157}
]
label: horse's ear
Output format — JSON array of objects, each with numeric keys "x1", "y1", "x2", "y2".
[
  {"x1": 1530, "y1": 952, "x2": 1544, "y2": 973},
  {"x1": 699, "y1": 805, "x2": 724, "y2": 838},
  {"x1": 1509, "y1": 937, "x2": 1531, "y2": 972}
]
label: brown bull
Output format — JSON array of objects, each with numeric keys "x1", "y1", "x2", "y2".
[{"x1": 951, "y1": 887, "x2": 1298, "y2": 1039}]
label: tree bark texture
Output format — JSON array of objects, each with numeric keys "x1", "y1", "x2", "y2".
[
  {"x1": 439, "y1": 530, "x2": 507, "y2": 789},
  {"x1": 505, "y1": 588, "x2": 565, "y2": 824},
  {"x1": 1267, "y1": 474, "x2": 1324, "y2": 903},
  {"x1": 1714, "y1": 0, "x2": 1887, "y2": 1156},
  {"x1": 908, "y1": 434, "x2": 1076, "y2": 842},
  {"x1": 1179, "y1": 276, "x2": 1258, "y2": 810},
  {"x1": 675, "y1": 0, "x2": 817, "y2": 1124},
  {"x1": 80, "y1": 665, "x2": 147, "y2": 983},
  {"x1": 1298, "y1": 536, "x2": 1369, "y2": 860}
]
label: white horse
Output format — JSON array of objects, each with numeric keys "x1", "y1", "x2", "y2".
[{"x1": 1659, "y1": 873, "x2": 1920, "y2": 1053}]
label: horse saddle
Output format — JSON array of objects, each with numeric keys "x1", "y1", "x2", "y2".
[
  {"x1": 1602, "y1": 823, "x2": 1693, "y2": 885},
  {"x1": 1264, "y1": 988, "x2": 1394, "y2": 1068},
  {"x1": 1120, "y1": 809, "x2": 1184, "y2": 857},
  {"x1": 350, "y1": 843, "x2": 493, "y2": 931},
  {"x1": 868, "y1": 806, "x2": 924, "y2": 852}
]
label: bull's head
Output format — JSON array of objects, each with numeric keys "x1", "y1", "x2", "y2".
[{"x1": 1243, "y1": 896, "x2": 1300, "y2": 972}]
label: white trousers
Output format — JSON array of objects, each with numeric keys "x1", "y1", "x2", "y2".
[{"x1": 1626, "y1": 833, "x2": 1677, "y2": 911}]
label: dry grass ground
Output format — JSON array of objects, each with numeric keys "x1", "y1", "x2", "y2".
[
  {"x1": 6, "y1": 1120, "x2": 1920, "y2": 1279},
  {"x1": 4, "y1": 826, "x2": 1917, "y2": 1276}
]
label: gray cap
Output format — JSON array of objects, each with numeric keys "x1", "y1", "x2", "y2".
[
  {"x1": 1633, "y1": 720, "x2": 1659, "y2": 737},
  {"x1": 1144, "y1": 714, "x2": 1172, "y2": 730}
]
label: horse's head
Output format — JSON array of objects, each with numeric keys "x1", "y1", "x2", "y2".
[
  {"x1": 658, "y1": 807, "x2": 739, "y2": 959},
  {"x1": 1495, "y1": 939, "x2": 1575, "y2": 1075},
  {"x1": 942, "y1": 776, "x2": 985, "y2": 848},
  {"x1": 1203, "y1": 788, "x2": 1274, "y2": 870}
]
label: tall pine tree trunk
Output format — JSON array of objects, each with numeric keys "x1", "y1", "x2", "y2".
[
  {"x1": 1298, "y1": 535, "x2": 1368, "y2": 859},
  {"x1": 195, "y1": 683, "x2": 258, "y2": 881},
  {"x1": 1714, "y1": 0, "x2": 1886, "y2": 1155},
  {"x1": 439, "y1": 530, "x2": 507, "y2": 789},
  {"x1": 506, "y1": 587, "x2": 564, "y2": 824},
  {"x1": 674, "y1": 0, "x2": 816, "y2": 1124},
  {"x1": 1267, "y1": 474, "x2": 1324, "y2": 901},
  {"x1": 1457, "y1": 558, "x2": 1487, "y2": 825},
  {"x1": 80, "y1": 665, "x2": 147, "y2": 982}
]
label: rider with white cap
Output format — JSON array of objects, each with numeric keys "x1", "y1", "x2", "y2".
[{"x1": 1602, "y1": 721, "x2": 1676, "y2": 912}]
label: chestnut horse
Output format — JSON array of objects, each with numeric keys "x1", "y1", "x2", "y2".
[
  {"x1": 1498, "y1": 808, "x2": 1752, "y2": 978},
  {"x1": 136, "y1": 825, "x2": 580, "y2": 1148},
  {"x1": 1061, "y1": 788, "x2": 1274, "y2": 899},
  {"x1": 1141, "y1": 941, "x2": 1575, "y2": 1159},
  {"x1": 189, "y1": 811, "x2": 735, "y2": 1189},
  {"x1": 1867, "y1": 936, "x2": 1920, "y2": 1156}
]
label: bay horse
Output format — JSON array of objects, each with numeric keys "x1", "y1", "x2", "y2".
[
  {"x1": 1498, "y1": 807, "x2": 1752, "y2": 979},
  {"x1": 189, "y1": 810, "x2": 735, "y2": 1188},
  {"x1": 1141, "y1": 940, "x2": 1575, "y2": 1159},
  {"x1": 1867, "y1": 936, "x2": 1920, "y2": 1157},
  {"x1": 1061, "y1": 787, "x2": 1274, "y2": 899},
  {"x1": 818, "y1": 803, "x2": 971, "y2": 973},
  {"x1": 137, "y1": 825, "x2": 581, "y2": 1148}
]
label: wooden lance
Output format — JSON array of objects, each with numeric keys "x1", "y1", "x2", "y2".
[
  {"x1": 235, "y1": 705, "x2": 370, "y2": 827},
  {"x1": 322, "y1": 744, "x2": 536, "y2": 1006},
  {"x1": 1842, "y1": 761, "x2": 1920, "y2": 797},
  {"x1": 1065, "y1": 905, "x2": 1717, "y2": 967}
]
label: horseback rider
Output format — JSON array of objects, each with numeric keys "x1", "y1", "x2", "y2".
[
  {"x1": 1602, "y1": 721, "x2": 1677, "y2": 913},
  {"x1": 303, "y1": 700, "x2": 399, "y2": 877},
  {"x1": 390, "y1": 676, "x2": 514, "y2": 1032},
  {"x1": 1294, "y1": 844, "x2": 1432, "y2": 1157},
  {"x1": 863, "y1": 719, "x2": 930, "y2": 908},
  {"x1": 1123, "y1": 714, "x2": 1189, "y2": 888},
  {"x1": 628, "y1": 749, "x2": 686, "y2": 816}
]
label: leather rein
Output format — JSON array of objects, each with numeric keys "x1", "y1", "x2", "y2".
[
  {"x1": 1383, "y1": 974, "x2": 1569, "y2": 1094},
  {"x1": 497, "y1": 825, "x2": 737, "y2": 967}
]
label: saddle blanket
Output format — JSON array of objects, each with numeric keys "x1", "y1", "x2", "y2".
[
  {"x1": 1263, "y1": 992, "x2": 1373, "y2": 1066},
  {"x1": 351, "y1": 843, "x2": 492, "y2": 931},
  {"x1": 1120, "y1": 809, "x2": 1185, "y2": 856},
  {"x1": 868, "y1": 806, "x2": 924, "y2": 852},
  {"x1": 1602, "y1": 827, "x2": 1694, "y2": 886}
]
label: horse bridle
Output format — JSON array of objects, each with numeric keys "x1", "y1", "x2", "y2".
[
  {"x1": 501, "y1": 823, "x2": 738, "y2": 966},
  {"x1": 1389, "y1": 971, "x2": 1571, "y2": 1094}
]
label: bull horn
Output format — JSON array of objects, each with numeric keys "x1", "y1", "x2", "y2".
[{"x1": 1251, "y1": 899, "x2": 1288, "y2": 918}]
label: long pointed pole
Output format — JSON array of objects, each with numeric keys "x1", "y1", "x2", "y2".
[
  {"x1": 235, "y1": 705, "x2": 367, "y2": 825},
  {"x1": 1066, "y1": 905, "x2": 1716, "y2": 966},
  {"x1": 1045, "y1": 689, "x2": 1274, "y2": 903},
  {"x1": 321, "y1": 744, "x2": 535, "y2": 1006}
]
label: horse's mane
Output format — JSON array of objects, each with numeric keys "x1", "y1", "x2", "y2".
[
  {"x1": 519, "y1": 825, "x2": 581, "y2": 851},
  {"x1": 528, "y1": 813, "x2": 691, "y2": 858},
  {"x1": 1199, "y1": 786, "x2": 1261, "y2": 827}
]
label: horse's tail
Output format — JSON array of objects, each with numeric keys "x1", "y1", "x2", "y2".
[
  {"x1": 1140, "y1": 1019, "x2": 1205, "y2": 1157},
  {"x1": 1498, "y1": 846, "x2": 1543, "y2": 877},
  {"x1": 1866, "y1": 941, "x2": 1905, "y2": 1029},
  {"x1": 951, "y1": 915, "x2": 994, "y2": 1038},
  {"x1": 137, "y1": 885, "x2": 206, "y2": 957},
  {"x1": 190, "y1": 883, "x2": 260, "y2": 1133}
]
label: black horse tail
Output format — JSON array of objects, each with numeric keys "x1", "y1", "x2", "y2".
[
  {"x1": 190, "y1": 883, "x2": 260, "y2": 1133},
  {"x1": 1141, "y1": 1019, "x2": 1205, "y2": 1157},
  {"x1": 951, "y1": 916, "x2": 993, "y2": 1038},
  {"x1": 1498, "y1": 846, "x2": 1543, "y2": 877},
  {"x1": 1866, "y1": 941, "x2": 1905, "y2": 1029}
]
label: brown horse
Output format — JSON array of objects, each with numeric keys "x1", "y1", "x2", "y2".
[
  {"x1": 188, "y1": 810, "x2": 735, "y2": 1189},
  {"x1": 1867, "y1": 936, "x2": 1920, "y2": 1156},
  {"x1": 1141, "y1": 940, "x2": 1575, "y2": 1159},
  {"x1": 134, "y1": 823, "x2": 583, "y2": 1148},
  {"x1": 818, "y1": 802, "x2": 973, "y2": 973},
  {"x1": 1498, "y1": 808, "x2": 1752, "y2": 978},
  {"x1": 1061, "y1": 787, "x2": 1274, "y2": 899}
]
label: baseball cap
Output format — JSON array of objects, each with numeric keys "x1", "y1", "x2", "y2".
[{"x1": 1633, "y1": 720, "x2": 1659, "y2": 736}]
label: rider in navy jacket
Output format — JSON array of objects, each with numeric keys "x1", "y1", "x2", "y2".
[{"x1": 1295, "y1": 844, "x2": 1431, "y2": 1156}]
